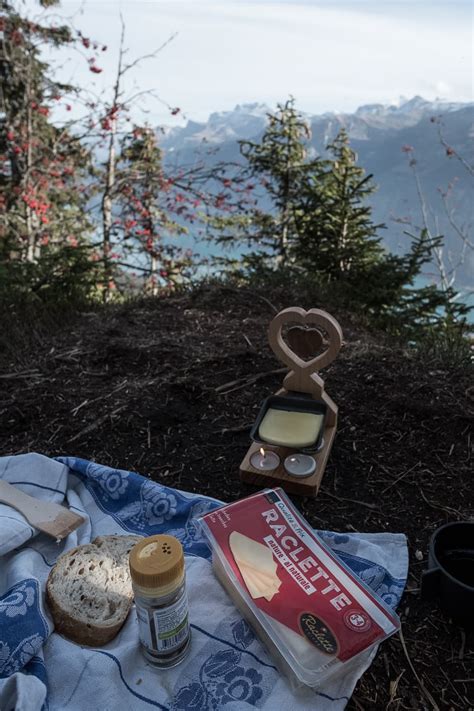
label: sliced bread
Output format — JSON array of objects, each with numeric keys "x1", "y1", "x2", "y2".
[{"x1": 46, "y1": 534, "x2": 141, "y2": 647}]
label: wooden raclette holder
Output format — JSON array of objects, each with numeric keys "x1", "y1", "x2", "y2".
[{"x1": 240, "y1": 307, "x2": 343, "y2": 496}]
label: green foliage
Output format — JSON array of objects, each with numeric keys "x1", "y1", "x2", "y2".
[
  {"x1": 211, "y1": 98, "x2": 316, "y2": 266},
  {"x1": 294, "y1": 129, "x2": 385, "y2": 277},
  {"x1": 0, "y1": 244, "x2": 100, "y2": 306},
  {"x1": 414, "y1": 318, "x2": 473, "y2": 371}
]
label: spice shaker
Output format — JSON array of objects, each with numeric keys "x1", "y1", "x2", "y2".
[{"x1": 129, "y1": 534, "x2": 191, "y2": 667}]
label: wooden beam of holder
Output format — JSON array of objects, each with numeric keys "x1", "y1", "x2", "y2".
[{"x1": 240, "y1": 307, "x2": 343, "y2": 497}]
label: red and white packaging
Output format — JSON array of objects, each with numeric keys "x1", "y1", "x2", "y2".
[{"x1": 199, "y1": 488, "x2": 400, "y2": 689}]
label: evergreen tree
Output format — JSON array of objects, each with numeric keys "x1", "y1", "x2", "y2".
[
  {"x1": 295, "y1": 129, "x2": 385, "y2": 278},
  {"x1": 295, "y1": 131, "x2": 471, "y2": 333},
  {"x1": 211, "y1": 98, "x2": 318, "y2": 268},
  {"x1": 294, "y1": 130, "x2": 469, "y2": 331}
]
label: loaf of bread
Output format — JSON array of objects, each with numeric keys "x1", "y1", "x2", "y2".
[{"x1": 46, "y1": 534, "x2": 141, "y2": 646}]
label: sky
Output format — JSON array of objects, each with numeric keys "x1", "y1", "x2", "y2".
[{"x1": 22, "y1": 0, "x2": 474, "y2": 126}]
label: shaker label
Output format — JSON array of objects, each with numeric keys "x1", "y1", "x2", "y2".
[
  {"x1": 136, "y1": 593, "x2": 190, "y2": 654},
  {"x1": 136, "y1": 603, "x2": 153, "y2": 648}
]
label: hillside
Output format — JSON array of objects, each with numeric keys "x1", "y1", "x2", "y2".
[
  {"x1": 161, "y1": 97, "x2": 474, "y2": 290},
  {"x1": 1, "y1": 285, "x2": 473, "y2": 709}
]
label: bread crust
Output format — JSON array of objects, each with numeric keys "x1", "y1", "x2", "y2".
[{"x1": 46, "y1": 534, "x2": 141, "y2": 647}]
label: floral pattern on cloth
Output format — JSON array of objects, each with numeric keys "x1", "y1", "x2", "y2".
[
  {"x1": 318, "y1": 531, "x2": 405, "y2": 608},
  {"x1": 0, "y1": 579, "x2": 49, "y2": 679},
  {"x1": 62, "y1": 457, "x2": 220, "y2": 558},
  {"x1": 173, "y1": 618, "x2": 274, "y2": 710}
]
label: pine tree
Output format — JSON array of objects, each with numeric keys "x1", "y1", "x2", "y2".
[
  {"x1": 295, "y1": 129, "x2": 385, "y2": 279},
  {"x1": 295, "y1": 130, "x2": 471, "y2": 334},
  {"x1": 211, "y1": 98, "x2": 318, "y2": 268},
  {"x1": 0, "y1": 0, "x2": 94, "y2": 301}
]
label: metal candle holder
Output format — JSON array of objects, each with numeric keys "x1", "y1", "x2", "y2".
[{"x1": 240, "y1": 307, "x2": 343, "y2": 496}]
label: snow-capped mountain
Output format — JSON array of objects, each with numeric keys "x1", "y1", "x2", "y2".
[{"x1": 161, "y1": 96, "x2": 470, "y2": 150}]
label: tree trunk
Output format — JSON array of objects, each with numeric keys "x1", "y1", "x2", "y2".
[
  {"x1": 100, "y1": 25, "x2": 124, "y2": 303},
  {"x1": 101, "y1": 118, "x2": 116, "y2": 302},
  {"x1": 24, "y1": 64, "x2": 36, "y2": 262},
  {"x1": 150, "y1": 253, "x2": 158, "y2": 296}
]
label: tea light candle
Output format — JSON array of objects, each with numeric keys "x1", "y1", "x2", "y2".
[
  {"x1": 250, "y1": 448, "x2": 280, "y2": 471},
  {"x1": 284, "y1": 453, "x2": 316, "y2": 478}
]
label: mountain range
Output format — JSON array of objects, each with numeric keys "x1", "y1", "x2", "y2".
[{"x1": 160, "y1": 96, "x2": 473, "y2": 292}]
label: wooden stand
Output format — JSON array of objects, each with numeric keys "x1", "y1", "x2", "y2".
[{"x1": 240, "y1": 307, "x2": 343, "y2": 496}]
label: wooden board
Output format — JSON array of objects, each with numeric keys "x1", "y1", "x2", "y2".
[
  {"x1": 240, "y1": 424, "x2": 336, "y2": 496},
  {"x1": 240, "y1": 307, "x2": 342, "y2": 497}
]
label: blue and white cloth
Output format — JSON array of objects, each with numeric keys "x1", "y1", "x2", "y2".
[{"x1": 0, "y1": 453, "x2": 408, "y2": 711}]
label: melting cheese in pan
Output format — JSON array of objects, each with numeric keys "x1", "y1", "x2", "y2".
[{"x1": 258, "y1": 409, "x2": 324, "y2": 449}]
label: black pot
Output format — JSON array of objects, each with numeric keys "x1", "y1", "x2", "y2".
[{"x1": 421, "y1": 522, "x2": 474, "y2": 629}]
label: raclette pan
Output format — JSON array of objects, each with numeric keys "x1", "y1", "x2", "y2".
[{"x1": 250, "y1": 393, "x2": 327, "y2": 452}]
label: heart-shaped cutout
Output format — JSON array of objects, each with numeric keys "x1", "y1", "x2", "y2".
[
  {"x1": 268, "y1": 307, "x2": 343, "y2": 374},
  {"x1": 286, "y1": 326, "x2": 326, "y2": 361}
]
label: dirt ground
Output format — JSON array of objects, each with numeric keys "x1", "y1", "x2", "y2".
[{"x1": 1, "y1": 284, "x2": 473, "y2": 710}]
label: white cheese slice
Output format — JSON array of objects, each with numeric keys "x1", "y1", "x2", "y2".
[
  {"x1": 238, "y1": 564, "x2": 281, "y2": 598},
  {"x1": 229, "y1": 532, "x2": 282, "y2": 600},
  {"x1": 240, "y1": 571, "x2": 274, "y2": 600},
  {"x1": 238, "y1": 562, "x2": 281, "y2": 590},
  {"x1": 229, "y1": 532, "x2": 278, "y2": 577},
  {"x1": 240, "y1": 569, "x2": 278, "y2": 599}
]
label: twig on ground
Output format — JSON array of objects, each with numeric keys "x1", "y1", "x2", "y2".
[
  {"x1": 247, "y1": 291, "x2": 278, "y2": 314},
  {"x1": 398, "y1": 627, "x2": 440, "y2": 710},
  {"x1": 381, "y1": 461, "x2": 421, "y2": 493},
  {"x1": 458, "y1": 630, "x2": 465, "y2": 661},
  {"x1": 242, "y1": 334, "x2": 256, "y2": 351},
  {"x1": 322, "y1": 490, "x2": 379, "y2": 510},
  {"x1": 70, "y1": 380, "x2": 128, "y2": 415},
  {"x1": 51, "y1": 348, "x2": 92, "y2": 362},
  {"x1": 350, "y1": 696, "x2": 366, "y2": 711},
  {"x1": 439, "y1": 667, "x2": 469, "y2": 707},
  {"x1": 68, "y1": 405, "x2": 127, "y2": 442},
  {"x1": 0, "y1": 369, "x2": 40, "y2": 379},
  {"x1": 216, "y1": 367, "x2": 287, "y2": 394},
  {"x1": 216, "y1": 423, "x2": 253, "y2": 435},
  {"x1": 388, "y1": 669, "x2": 405, "y2": 708},
  {"x1": 418, "y1": 488, "x2": 465, "y2": 518}
]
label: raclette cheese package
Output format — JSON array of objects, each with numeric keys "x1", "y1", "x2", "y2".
[{"x1": 199, "y1": 488, "x2": 400, "y2": 689}]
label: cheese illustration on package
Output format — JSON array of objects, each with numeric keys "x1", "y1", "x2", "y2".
[{"x1": 229, "y1": 532, "x2": 282, "y2": 601}]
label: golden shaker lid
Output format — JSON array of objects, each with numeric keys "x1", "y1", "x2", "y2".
[{"x1": 129, "y1": 535, "x2": 184, "y2": 591}]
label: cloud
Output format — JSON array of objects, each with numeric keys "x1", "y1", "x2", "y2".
[
  {"x1": 434, "y1": 80, "x2": 452, "y2": 96},
  {"x1": 24, "y1": 1, "x2": 474, "y2": 124}
]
